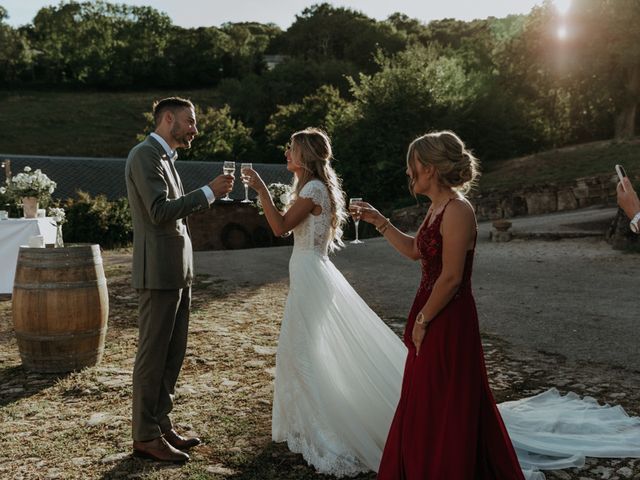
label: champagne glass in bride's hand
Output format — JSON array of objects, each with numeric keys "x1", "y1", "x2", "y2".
[
  {"x1": 221, "y1": 161, "x2": 235, "y2": 201},
  {"x1": 349, "y1": 197, "x2": 364, "y2": 244},
  {"x1": 241, "y1": 163, "x2": 252, "y2": 203}
]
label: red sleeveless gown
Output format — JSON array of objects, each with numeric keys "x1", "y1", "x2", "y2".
[{"x1": 377, "y1": 203, "x2": 524, "y2": 479}]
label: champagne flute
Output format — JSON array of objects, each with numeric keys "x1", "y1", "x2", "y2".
[
  {"x1": 349, "y1": 197, "x2": 364, "y2": 244},
  {"x1": 240, "y1": 163, "x2": 252, "y2": 203},
  {"x1": 221, "y1": 161, "x2": 235, "y2": 202}
]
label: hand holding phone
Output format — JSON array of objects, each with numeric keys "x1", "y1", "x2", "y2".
[{"x1": 615, "y1": 164, "x2": 627, "y2": 191}]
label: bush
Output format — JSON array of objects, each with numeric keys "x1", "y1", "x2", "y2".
[
  {"x1": 265, "y1": 84, "x2": 348, "y2": 148},
  {"x1": 62, "y1": 192, "x2": 132, "y2": 249},
  {"x1": 137, "y1": 103, "x2": 255, "y2": 163}
]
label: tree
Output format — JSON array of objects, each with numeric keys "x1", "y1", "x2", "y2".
[
  {"x1": 265, "y1": 85, "x2": 348, "y2": 148},
  {"x1": 0, "y1": 7, "x2": 33, "y2": 85},
  {"x1": 566, "y1": 0, "x2": 640, "y2": 138},
  {"x1": 332, "y1": 46, "x2": 478, "y2": 206},
  {"x1": 137, "y1": 104, "x2": 255, "y2": 163},
  {"x1": 27, "y1": 1, "x2": 172, "y2": 86},
  {"x1": 275, "y1": 3, "x2": 406, "y2": 72},
  {"x1": 164, "y1": 27, "x2": 231, "y2": 87},
  {"x1": 496, "y1": 1, "x2": 640, "y2": 143},
  {"x1": 220, "y1": 22, "x2": 281, "y2": 78}
]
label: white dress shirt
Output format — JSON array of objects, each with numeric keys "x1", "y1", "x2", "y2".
[{"x1": 150, "y1": 132, "x2": 215, "y2": 203}]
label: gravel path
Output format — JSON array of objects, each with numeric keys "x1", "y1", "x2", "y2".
[
  {"x1": 195, "y1": 205, "x2": 640, "y2": 371},
  {"x1": 2, "y1": 205, "x2": 631, "y2": 479},
  {"x1": 191, "y1": 205, "x2": 640, "y2": 478}
]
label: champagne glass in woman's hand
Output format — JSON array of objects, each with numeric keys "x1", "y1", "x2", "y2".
[
  {"x1": 221, "y1": 161, "x2": 235, "y2": 201},
  {"x1": 349, "y1": 197, "x2": 364, "y2": 244},
  {"x1": 241, "y1": 163, "x2": 253, "y2": 203}
]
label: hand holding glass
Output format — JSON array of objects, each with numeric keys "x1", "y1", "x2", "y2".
[
  {"x1": 349, "y1": 198, "x2": 364, "y2": 244},
  {"x1": 241, "y1": 163, "x2": 253, "y2": 203},
  {"x1": 221, "y1": 161, "x2": 235, "y2": 201}
]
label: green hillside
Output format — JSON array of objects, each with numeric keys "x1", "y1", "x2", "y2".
[
  {"x1": 2, "y1": 90, "x2": 639, "y2": 193},
  {"x1": 480, "y1": 139, "x2": 640, "y2": 192},
  {"x1": 0, "y1": 89, "x2": 221, "y2": 158}
]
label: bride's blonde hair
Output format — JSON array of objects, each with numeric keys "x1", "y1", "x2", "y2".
[{"x1": 290, "y1": 127, "x2": 347, "y2": 252}]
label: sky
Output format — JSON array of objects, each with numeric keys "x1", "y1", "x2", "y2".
[{"x1": 2, "y1": 0, "x2": 547, "y2": 28}]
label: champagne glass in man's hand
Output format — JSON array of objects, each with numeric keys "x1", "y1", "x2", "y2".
[
  {"x1": 349, "y1": 197, "x2": 364, "y2": 244},
  {"x1": 220, "y1": 161, "x2": 235, "y2": 201},
  {"x1": 208, "y1": 175, "x2": 234, "y2": 199}
]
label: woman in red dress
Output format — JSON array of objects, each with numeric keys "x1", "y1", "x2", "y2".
[{"x1": 358, "y1": 131, "x2": 525, "y2": 479}]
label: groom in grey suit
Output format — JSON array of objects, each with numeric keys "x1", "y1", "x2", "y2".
[{"x1": 125, "y1": 97, "x2": 233, "y2": 462}]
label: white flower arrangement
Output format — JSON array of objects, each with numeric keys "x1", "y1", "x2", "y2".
[
  {"x1": 0, "y1": 185, "x2": 9, "y2": 208},
  {"x1": 48, "y1": 207, "x2": 66, "y2": 225},
  {"x1": 7, "y1": 166, "x2": 57, "y2": 200},
  {"x1": 256, "y1": 182, "x2": 293, "y2": 215}
]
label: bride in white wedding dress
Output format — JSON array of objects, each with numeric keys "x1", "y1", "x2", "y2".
[{"x1": 244, "y1": 127, "x2": 640, "y2": 479}]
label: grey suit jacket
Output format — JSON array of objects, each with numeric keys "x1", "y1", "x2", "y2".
[{"x1": 125, "y1": 135, "x2": 209, "y2": 289}]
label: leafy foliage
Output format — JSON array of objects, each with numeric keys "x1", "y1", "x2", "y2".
[
  {"x1": 332, "y1": 46, "x2": 481, "y2": 206},
  {"x1": 265, "y1": 85, "x2": 348, "y2": 148},
  {"x1": 273, "y1": 3, "x2": 406, "y2": 72},
  {"x1": 137, "y1": 104, "x2": 255, "y2": 163},
  {"x1": 62, "y1": 192, "x2": 132, "y2": 248},
  {"x1": 2, "y1": 0, "x2": 640, "y2": 209}
]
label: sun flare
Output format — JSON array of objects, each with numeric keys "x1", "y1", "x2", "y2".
[
  {"x1": 557, "y1": 25, "x2": 567, "y2": 40},
  {"x1": 555, "y1": 0, "x2": 572, "y2": 16}
]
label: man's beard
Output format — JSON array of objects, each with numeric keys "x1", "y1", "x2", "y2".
[{"x1": 171, "y1": 127, "x2": 192, "y2": 149}]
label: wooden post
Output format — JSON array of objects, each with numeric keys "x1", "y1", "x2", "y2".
[{"x1": 1, "y1": 159, "x2": 11, "y2": 180}]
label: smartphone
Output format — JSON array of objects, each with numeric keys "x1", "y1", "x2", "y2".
[{"x1": 615, "y1": 164, "x2": 627, "y2": 191}]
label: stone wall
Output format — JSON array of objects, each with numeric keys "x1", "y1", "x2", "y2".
[
  {"x1": 390, "y1": 173, "x2": 628, "y2": 232},
  {"x1": 471, "y1": 173, "x2": 621, "y2": 221},
  {"x1": 188, "y1": 202, "x2": 292, "y2": 251},
  {"x1": 192, "y1": 174, "x2": 632, "y2": 249}
]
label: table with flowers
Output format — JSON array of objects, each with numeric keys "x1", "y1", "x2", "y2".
[
  {"x1": 0, "y1": 165, "x2": 63, "y2": 294},
  {"x1": 0, "y1": 217, "x2": 57, "y2": 294}
]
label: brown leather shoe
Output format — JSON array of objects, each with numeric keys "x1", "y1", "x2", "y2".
[
  {"x1": 133, "y1": 436, "x2": 190, "y2": 463},
  {"x1": 163, "y1": 429, "x2": 202, "y2": 450}
]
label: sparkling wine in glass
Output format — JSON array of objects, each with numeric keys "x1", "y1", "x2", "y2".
[
  {"x1": 349, "y1": 197, "x2": 364, "y2": 244},
  {"x1": 221, "y1": 161, "x2": 235, "y2": 202},
  {"x1": 241, "y1": 163, "x2": 252, "y2": 203}
]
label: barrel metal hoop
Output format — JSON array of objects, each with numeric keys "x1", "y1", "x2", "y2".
[
  {"x1": 17, "y1": 258, "x2": 103, "y2": 269},
  {"x1": 15, "y1": 326, "x2": 108, "y2": 342},
  {"x1": 13, "y1": 278, "x2": 107, "y2": 290},
  {"x1": 20, "y1": 347, "x2": 105, "y2": 364}
]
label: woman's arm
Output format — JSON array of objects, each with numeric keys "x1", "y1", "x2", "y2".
[
  {"x1": 412, "y1": 200, "x2": 475, "y2": 354},
  {"x1": 245, "y1": 168, "x2": 315, "y2": 237},
  {"x1": 358, "y1": 202, "x2": 421, "y2": 260},
  {"x1": 260, "y1": 189, "x2": 315, "y2": 237}
]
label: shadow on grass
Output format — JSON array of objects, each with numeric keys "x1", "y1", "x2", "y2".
[
  {"x1": 0, "y1": 365, "x2": 66, "y2": 407},
  {"x1": 226, "y1": 442, "x2": 376, "y2": 480},
  {"x1": 99, "y1": 454, "x2": 186, "y2": 480}
]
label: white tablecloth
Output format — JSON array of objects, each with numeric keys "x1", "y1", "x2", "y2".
[{"x1": 0, "y1": 218, "x2": 57, "y2": 294}]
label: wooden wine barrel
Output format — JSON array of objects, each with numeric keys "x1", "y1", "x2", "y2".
[{"x1": 12, "y1": 244, "x2": 109, "y2": 373}]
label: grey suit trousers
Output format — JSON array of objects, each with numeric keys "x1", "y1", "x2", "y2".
[{"x1": 132, "y1": 287, "x2": 191, "y2": 441}]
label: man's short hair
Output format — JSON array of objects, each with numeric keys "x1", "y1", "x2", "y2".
[{"x1": 152, "y1": 97, "x2": 194, "y2": 126}]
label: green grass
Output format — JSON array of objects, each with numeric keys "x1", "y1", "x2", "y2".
[
  {"x1": 0, "y1": 89, "x2": 222, "y2": 158},
  {"x1": 479, "y1": 139, "x2": 640, "y2": 192},
  {"x1": 2, "y1": 89, "x2": 640, "y2": 192}
]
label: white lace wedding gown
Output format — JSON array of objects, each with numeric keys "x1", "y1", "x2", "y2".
[{"x1": 271, "y1": 179, "x2": 640, "y2": 479}]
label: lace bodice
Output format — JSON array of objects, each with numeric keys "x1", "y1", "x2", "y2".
[
  {"x1": 416, "y1": 200, "x2": 475, "y2": 295},
  {"x1": 292, "y1": 180, "x2": 332, "y2": 256}
]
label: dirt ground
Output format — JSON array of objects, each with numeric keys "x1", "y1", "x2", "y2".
[
  {"x1": 197, "y1": 206, "x2": 640, "y2": 371},
  {"x1": 1, "y1": 206, "x2": 639, "y2": 479}
]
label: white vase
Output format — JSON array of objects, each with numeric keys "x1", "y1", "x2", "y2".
[
  {"x1": 55, "y1": 224, "x2": 64, "y2": 248},
  {"x1": 22, "y1": 197, "x2": 39, "y2": 218}
]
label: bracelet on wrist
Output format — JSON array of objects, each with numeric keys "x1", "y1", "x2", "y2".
[{"x1": 376, "y1": 217, "x2": 391, "y2": 234}]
